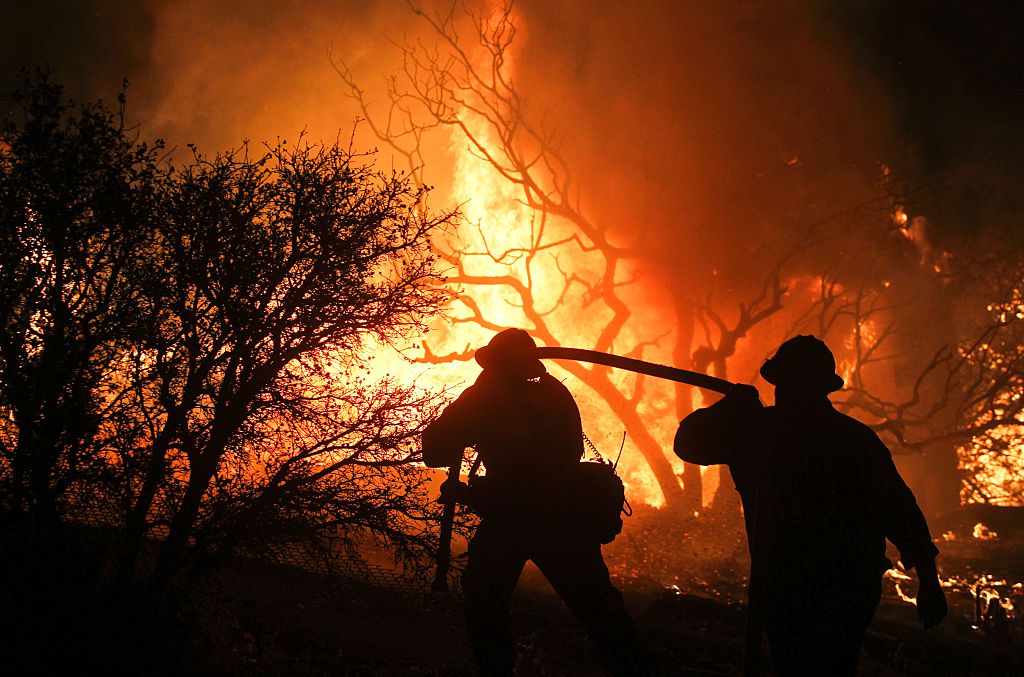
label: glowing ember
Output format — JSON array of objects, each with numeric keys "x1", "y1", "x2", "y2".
[
  {"x1": 884, "y1": 568, "x2": 918, "y2": 605},
  {"x1": 883, "y1": 569, "x2": 1023, "y2": 628},
  {"x1": 972, "y1": 522, "x2": 999, "y2": 540}
]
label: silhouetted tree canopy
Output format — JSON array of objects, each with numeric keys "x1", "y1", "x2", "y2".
[
  {"x1": 0, "y1": 73, "x2": 162, "y2": 519},
  {"x1": 0, "y1": 72, "x2": 456, "y2": 584}
]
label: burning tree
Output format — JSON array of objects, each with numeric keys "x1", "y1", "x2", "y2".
[
  {"x1": 334, "y1": 1, "x2": 907, "y2": 513},
  {"x1": 955, "y1": 278, "x2": 1024, "y2": 506},
  {"x1": 335, "y1": 1, "x2": 722, "y2": 510}
]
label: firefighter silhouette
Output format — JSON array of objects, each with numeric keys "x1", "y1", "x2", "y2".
[
  {"x1": 423, "y1": 329, "x2": 649, "y2": 676},
  {"x1": 675, "y1": 335, "x2": 947, "y2": 676}
]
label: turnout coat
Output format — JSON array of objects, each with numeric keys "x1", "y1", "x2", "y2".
[{"x1": 674, "y1": 393, "x2": 938, "y2": 600}]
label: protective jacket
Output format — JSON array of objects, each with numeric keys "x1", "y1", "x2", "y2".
[{"x1": 675, "y1": 393, "x2": 938, "y2": 592}]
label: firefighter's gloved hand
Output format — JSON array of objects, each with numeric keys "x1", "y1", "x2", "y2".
[
  {"x1": 438, "y1": 478, "x2": 472, "y2": 505},
  {"x1": 916, "y1": 577, "x2": 948, "y2": 629}
]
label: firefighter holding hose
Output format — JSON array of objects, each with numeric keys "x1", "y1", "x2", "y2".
[
  {"x1": 422, "y1": 329, "x2": 649, "y2": 676},
  {"x1": 675, "y1": 335, "x2": 947, "y2": 676}
]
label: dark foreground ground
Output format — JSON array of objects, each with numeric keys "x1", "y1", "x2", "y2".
[
  {"x1": 173, "y1": 562, "x2": 1017, "y2": 676},
  {"x1": 1, "y1": 511, "x2": 1021, "y2": 676}
]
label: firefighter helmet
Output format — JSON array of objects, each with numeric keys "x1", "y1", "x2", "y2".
[
  {"x1": 760, "y1": 335, "x2": 844, "y2": 393},
  {"x1": 474, "y1": 328, "x2": 546, "y2": 378}
]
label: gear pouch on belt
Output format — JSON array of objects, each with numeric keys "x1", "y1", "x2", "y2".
[
  {"x1": 468, "y1": 463, "x2": 630, "y2": 544},
  {"x1": 566, "y1": 461, "x2": 630, "y2": 544}
]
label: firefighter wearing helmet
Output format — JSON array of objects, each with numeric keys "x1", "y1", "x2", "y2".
[
  {"x1": 675, "y1": 335, "x2": 947, "y2": 676},
  {"x1": 422, "y1": 329, "x2": 649, "y2": 676}
]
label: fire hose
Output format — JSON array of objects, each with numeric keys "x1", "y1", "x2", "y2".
[
  {"x1": 534, "y1": 346, "x2": 733, "y2": 393},
  {"x1": 431, "y1": 347, "x2": 734, "y2": 593}
]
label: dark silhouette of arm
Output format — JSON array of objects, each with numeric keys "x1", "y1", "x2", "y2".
[
  {"x1": 674, "y1": 384, "x2": 762, "y2": 465},
  {"x1": 543, "y1": 375, "x2": 585, "y2": 463},
  {"x1": 422, "y1": 386, "x2": 481, "y2": 468},
  {"x1": 861, "y1": 428, "x2": 946, "y2": 626},
  {"x1": 864, "y1": 431, "x2": 939, "y2": 569}
]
